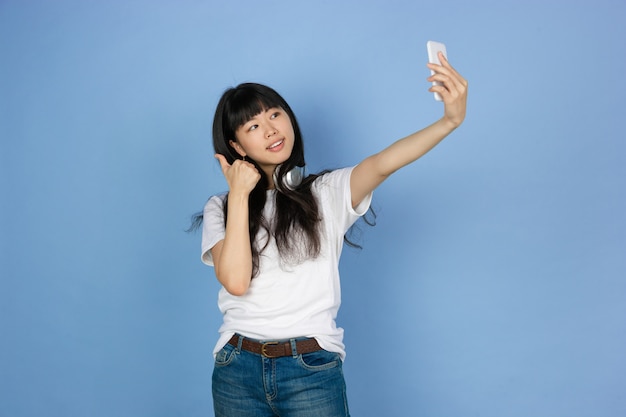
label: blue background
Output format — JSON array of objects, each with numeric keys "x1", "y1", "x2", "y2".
[{"x1": 2, "y1": 1, "x2": 625, "y2": 416}]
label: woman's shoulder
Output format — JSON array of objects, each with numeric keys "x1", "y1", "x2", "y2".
[
  {"x1": 312, "y1": 166, "x2": 354, "y2": 188},
  {"x1": 203, "y1": 192, "x2": 228, "y2": 212}
]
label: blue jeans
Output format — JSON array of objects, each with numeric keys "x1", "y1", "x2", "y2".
[{"x1": 212, "y1": 335, "x2": 350, "y2": 417}]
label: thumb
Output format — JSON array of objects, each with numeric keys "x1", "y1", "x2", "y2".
[{"x1": 214, "y1": 154, "x2": 231, "y2": 173}]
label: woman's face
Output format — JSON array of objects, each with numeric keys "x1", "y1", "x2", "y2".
[{"x1": 231, "y1": 106, "x2": 295, "y2": 175}]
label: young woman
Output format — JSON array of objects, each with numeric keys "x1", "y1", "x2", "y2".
[{"x1": 199, "y1": 53, "x2": 467, "y2": 417}]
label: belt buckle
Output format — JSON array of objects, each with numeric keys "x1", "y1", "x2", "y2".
[{"x1": 261, "y1": 341, "x2": 279, "y2": 358}]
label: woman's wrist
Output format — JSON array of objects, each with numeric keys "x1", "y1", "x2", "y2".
[
  {"x1": 437, "y1": 116, "x2": 461, "y2": 133},
  {"x1": 228, "y1": 189, "x2": 251, "y2": 202}
]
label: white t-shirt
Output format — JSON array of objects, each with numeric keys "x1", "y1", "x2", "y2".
[{"x1": 201, "y1": 166, "x2": 372, "y2": 360}]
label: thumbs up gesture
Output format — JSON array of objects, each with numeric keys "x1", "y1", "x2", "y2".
[{"x1": 215, "y1": 154, "x2": 261, "y2": 196}]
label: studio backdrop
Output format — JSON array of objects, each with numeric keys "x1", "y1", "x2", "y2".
[{"x1": 1, "y1": 1, "x2": 625, "y2": 416}]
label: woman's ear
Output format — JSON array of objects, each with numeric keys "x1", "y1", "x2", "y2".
[{"x1": 229, "y1": 140, "x2": 246, "y2": 158}]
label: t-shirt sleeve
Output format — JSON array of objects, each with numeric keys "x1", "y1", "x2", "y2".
[
  {"x1": 201, "y1": 194, "x2": 227, "y2": 266},
  {"x1": 314, "y1": 166, "x2": 373, "y2": 234}
]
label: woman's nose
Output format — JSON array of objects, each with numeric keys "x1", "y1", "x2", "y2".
[{"x1": 265, "y1": 126, "x2": 277, "y2": 138}]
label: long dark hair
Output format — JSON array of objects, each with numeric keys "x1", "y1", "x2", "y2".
[
  {"x1": 190, "y1": 83, "x2": 374, "y2": 277},
  {"x1": 203, "y1": 83, "x2": 322, "y2": 277}
]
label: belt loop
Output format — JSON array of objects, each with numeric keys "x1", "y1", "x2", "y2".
[
  {"x1": 290, "y1": 338, "x2": 298, "y2": 357},
  {"x1": 236, "y1": 334, "x2": 243, "y2": 353}
]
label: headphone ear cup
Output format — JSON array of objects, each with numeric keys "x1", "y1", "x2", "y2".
[
  {"x1": 284, "y1": 165, "x2": 305, "y2": 190},
  {"x1": 274, "y1": 165, "x2": 305, "y2": 191}
]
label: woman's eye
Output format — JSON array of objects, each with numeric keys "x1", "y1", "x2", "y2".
[
  {"x1": 270, "y1": 112, "x2": 280, "y2": 119},
  {"x1": 248, "y1": 124, "x2": 258, "y2": 131}
]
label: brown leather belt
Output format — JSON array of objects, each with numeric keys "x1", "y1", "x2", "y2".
[{"x1": 228, "y1": 334, "x2": 322, "y2": 358}]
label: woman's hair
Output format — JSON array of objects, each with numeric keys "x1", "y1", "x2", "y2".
[
  {"x1": 214, "y1": 83, "x2": 323, "y2": 277},
  {"x1": 190, "y1": 83, "x2": 374, "y2": 278}
]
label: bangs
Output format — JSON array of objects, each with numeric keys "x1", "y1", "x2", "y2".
[{"x1": 225, "y1": 86, "x2": 284, "y2": 132}]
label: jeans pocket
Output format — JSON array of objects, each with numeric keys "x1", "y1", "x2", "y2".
[
  {"x1": 214, "y1": 343, "x2": 237, "y2": 367},
  {"x1": 297, "y1": 350, "x2": 341, "y2": 371}
]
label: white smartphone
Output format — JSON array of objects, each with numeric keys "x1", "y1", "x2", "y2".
[{"x1": 426, "y1": 40, "x2": 447, "y2": 101}]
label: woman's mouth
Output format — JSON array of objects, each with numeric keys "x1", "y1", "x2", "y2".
[{"x1": 267, "y1": 139, "x2": 284, "y2": 152}]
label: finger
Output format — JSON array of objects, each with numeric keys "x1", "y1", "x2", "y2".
[
  {"x1": 430, "y1": 80, "x2": 464, "y2": 103},
  {"x1": 429, "y1": 85, "x2": 448, "y2": 100},
  {"x1": 437, "y1": 52, "x2": 457, "y2": 75},
  {"x1": 436, "y1": 53, "x2": 467, "y2": 88},
  {"x1": 429, "y1": 53, "x2": 464, "y2": 81},
  {"x1": 428, "y1": 66, "x2": 466, "y2": 96},
  {"x1": 428, "y1": 77, "x2": 458, "y2": 99},
  {"x1": 214, "y1": 154, "x2": 231, "y2": 173}
]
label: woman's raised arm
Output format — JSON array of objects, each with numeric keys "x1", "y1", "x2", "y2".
[
  {"x1": 350, "y1": 53, "x2": 468, "y2": 208},
  {"x1": 211, "y1": 154, "x2": 261, "y2": 296}
]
